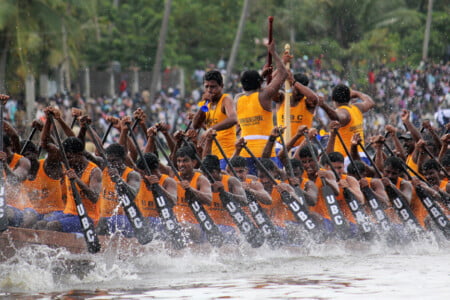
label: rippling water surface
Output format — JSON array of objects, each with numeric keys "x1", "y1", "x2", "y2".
[{"x1": 1, "y1": 235, "x2": 449, "y2": 299}]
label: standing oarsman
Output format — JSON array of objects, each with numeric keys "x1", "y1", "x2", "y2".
[
  {"x1": 235, "y1": 40, "x2": 288, "y2": 175},
  {"x1": 193, "y1": 70, "x2": 237, "y2": 170},
  {"x1": 275, "y1": 68, "x2": 319, "y2": 153},
  {"x1": 318, "y1": 84, "x2": 375, "y2": 167},
  {"x1": 173, "y1": 145, "x2": 213, "y2": 243}
]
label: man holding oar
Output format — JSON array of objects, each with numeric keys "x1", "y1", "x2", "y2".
[
  {"x1": 235, "y1": 40, "x2": 288, "y2": 175},
  {"x1": 193, "y1": 70, "x2": 237, "y2": 170}
]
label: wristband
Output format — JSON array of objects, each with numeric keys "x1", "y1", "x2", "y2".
[{"x1": 269, "y1": 136, "x2": 276, "y2": 142}]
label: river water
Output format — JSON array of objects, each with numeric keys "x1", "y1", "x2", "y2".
[{"x1": 1, "y1": 234, "x2": 449, "y2": 299}]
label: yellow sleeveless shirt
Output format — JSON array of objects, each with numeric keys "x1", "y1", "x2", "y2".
[
  {"x1": 335, "y1": 105, "x2": 364, "y2": 156},
  {"x1": 198, "y1": 94, "x2": 236, "y2": 159},
  {"x1": 237, "y1": 92, "x2": 275, "y2": 157},
  {"x1": 276, "y1": 96, "x2": 314, "y2": 146}
]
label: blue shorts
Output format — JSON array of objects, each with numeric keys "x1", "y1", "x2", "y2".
[
  {"x1": 7, "y1": 205, "x2": 24, "y2": 227},
  {"x1": 23, "y1": 208, "x2": 64, "y2": 222},
  {"x1": 55, "y1": 213, "x2": 95, "y2": 233},
  {"x1": 217, "y1": 224, "x2": 238, "y2": 244},
  {"x1": 105, "y1": 215, "x2": 134, "y2": 238},
  {"x1": 245, "y1": 157, "x2": 283, "y2": 176},
  {"x1": 147, "y1": 216, "x2": 168, "y2": 240}
]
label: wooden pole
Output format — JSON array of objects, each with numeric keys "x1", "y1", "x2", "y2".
[{"x1": 283, "y1": 44, "x2": 292, "y2": 142}]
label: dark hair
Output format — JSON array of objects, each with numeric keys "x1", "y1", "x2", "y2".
[
  {"x1": 105, "y1": 143, "x2": 126, "y2": 159},
  {"x1": 19, "y1": 140, "x2": 38, "y2": 154},
  {"x1": 347, "y1": 160, "x2": 366, "y2": 177},
  {"x1": 202, "y1": 154, "x2": 221, "y2": 172},
  {"x1": 230, "y1": 156, "x2": 247, "y2": 168},
  {"x1": 176, "y1": 145, "x2": 196, "y2": 160},
  {"x1": 294, "y1": 73, "x2": 309, "y2": 86},
  {"x1": 384, "y1": 156, "x2": 404, "y2": 171},
  {"x1": 442, "y1": 153, "x2": 450, "y2": 167},
  {"x1": 332, "y1": 84, "x2": 350, "y2": 104},
  {"x1": 240, "y1": 70, "x2": 263, "y2": 91},
  {"x1": 204, "y1": 70, "x2": 223, "y2": 86},
  {"x1": 3, "y1": 135, "x2": 11, "y2": 148},
  {"x1": 420, "y1": 159, "x2": 440, "y2": 173},
  {"x1": 327, "y1": 152, "x2": 345, "y2": 163},
  {"x1": 62, "y1": 137, "x2": 84, "y2": 154},
  {"x1": 258, "y1": 158, "x2": 276, "y2": 172},
  {"x1": 290, "y1": 158, "x2": 304, "y2": 172},
  {"x1": 298, "y1": 145, "x2": 318, "y2": 159},
  {"x1": 136, "y1": 152, "x2": 159, "y2": 171}
]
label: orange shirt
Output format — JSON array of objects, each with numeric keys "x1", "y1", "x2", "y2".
[
  {"x1": 205, "y1": 175, "x2": 235, "y2": 227},
  {"x1": 21, "y1": 159, "x2": 64, "y2": 214},
  {"x1": 237, "y1": 92, "x2": 275, "y2": 158},
  {"x1": 334, "y1": 105, "x2": 364, "y2": 156},
  {"x1": 136, "y1": 174, "x2": 169, "y2": 218},
  {"x1": 98, "y1": 167, "x2": 133, "y2": 218},
  {"x1": 63, "y1": 161, "x2": 100, "y2": 221},
  {"x1": 309, "y1": 176, "x2": 331, "y2": 220},
  {"x1": 173, "y1": 172, "x2": 202, "y2": 224},
  {"x1": 198, "y1": 94, "x2": 236, "y2": 159},
  {"x1": 259, "y1": 180, "x2": 295, "y2": 227}
]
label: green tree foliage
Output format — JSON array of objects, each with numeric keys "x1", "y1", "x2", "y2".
[{"x1": 0, "y1": 0, "x2": 448, "y2": 93}]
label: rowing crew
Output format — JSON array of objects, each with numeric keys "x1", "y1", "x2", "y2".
[{"x1": 0, "y1": 103, "x2": 448, "y2": 248}]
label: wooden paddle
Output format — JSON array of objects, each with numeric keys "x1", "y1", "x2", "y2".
[
  {"x1": 303, "y1": 133, "x2": 352, "y2": 239},
  {"x1": 153, "y1": 135, "x2": 224, "y2": 247},
  {"x1": 182, "y1": 136, "x2": 265, "y2": 248},
  {"x1": 212, "y1": 135, "x2": 283, "y2": 248},
  {"x1": 126, "y1": 122, "x2": 188, "y2": 249},
  {"x1": 48, "y1": 115, "x2": 101, "y2": 253}
]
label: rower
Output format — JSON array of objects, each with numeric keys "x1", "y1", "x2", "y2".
[
  {"x1": 173, "y1": 145, "x2": 213, "y2": 243},
  {"x1": 46, "y1": 136, "x2": 102, "y2": 233},
  {"x1": 96, "y1": 143, "x2": 141, "y2": 237},
  {"x1": 19, "y1": 118, "x2": 65, "y2": 228},
  {"x1": 135, "y1": 152, "x2": 178, "y2": 240},
  {"x1": 201, "y1": 154, "x2": 247, "y2": 243},
  {"x1": 256, "y1": 158, "x2": 303, "y2": 245},
  {"x1": 321, "y1": 152, "x2": 365, "y2": 237}
]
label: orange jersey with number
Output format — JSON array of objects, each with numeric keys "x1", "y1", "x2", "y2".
[
  {"x1": 198, "y1": 94, "x2": 236, "y2": 159},
  {"x1": 237, "y1": 92, "x2": 275, "y2": 158},
  {"x1": 173, "y1": 172, "x2": 202, "y2": 224},
  {"x1": 98, "y1": 167, "x2": 133, "y2": 218},
  {"x1": 276, "y1": 97, "x2": 313, "y2": 146},
  {"x1": 63, "y1": 161, "x2": 100, "y2": 221},
  {"x1": 334, "y1": 105, "x2": 364, "y2": 156},
  {"x1": 136, "y1": 174, "x2": 169, "y2": 218},
  {"x1": 21, "y1": 159, "x2": 64, "y2": 214}
]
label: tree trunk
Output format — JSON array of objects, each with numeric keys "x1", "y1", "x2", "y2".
[
  {"x1": 0, "y1": 38, "x2": 9, "y2": 93},
  {"x1": 148, "y1": 0, "x2": 172, "y2": 115},
  {"x1": 224, "y1": 0, "x2": 250, "y2": 88}
]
